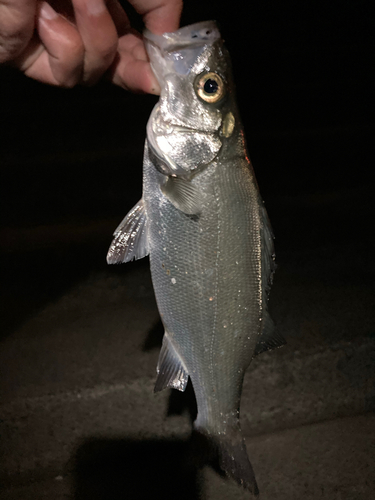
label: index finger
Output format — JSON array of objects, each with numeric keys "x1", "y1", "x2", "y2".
[{"x1": 128, "y1": 0, "x2": 182, "y2": 35}]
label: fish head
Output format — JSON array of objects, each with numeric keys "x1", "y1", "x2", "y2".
[{"x1": 144, "y1": 21, "x2": 237, "y2": 177}]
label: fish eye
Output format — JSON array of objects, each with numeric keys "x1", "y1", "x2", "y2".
[{"x1": 195, "y1": 72, "x2": 225, "y2": 103}]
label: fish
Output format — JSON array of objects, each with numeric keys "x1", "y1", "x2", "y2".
[{"x1": 107, "y1": 21, "x2": 285, "y2": 496}]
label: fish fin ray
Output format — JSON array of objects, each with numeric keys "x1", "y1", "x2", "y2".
[
  {"x1": 254, "y1": 313, "x2": 286, "y2": 356},
  {"x1": 260, "y1": 202, "x2": 276, "y2": 299},
  {"x1": 154, "y1": 333, "x2": 189, "y2": 393},
  {"x1": 107, "y1": 199, "x2": 149, "y2": 264},
  {"x1": 161, "y1": 176, "x2": 203, "y2": 215},
  {"x1": 256, "y1": 201, "x2": 284, "y2": 354},
  {"x1": 192, "y1": 427, "x2": 259, "y2": 496},
  {"x1": 218, "y1": 437, "x2": 259, "y2": 496}
]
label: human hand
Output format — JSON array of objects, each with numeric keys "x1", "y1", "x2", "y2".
[{"x1": 0, "y1": 0, "x2": 182, "y2": 93}]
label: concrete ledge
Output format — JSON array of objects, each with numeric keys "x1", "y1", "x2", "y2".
[
  {"x1": 1, "y1": 414, "x2": 374, "y2": 499},
  {"x1": 1, "y1": 336, "x2": 374, "y2": 478}
]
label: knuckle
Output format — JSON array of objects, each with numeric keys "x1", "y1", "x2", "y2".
[
  {"x1": 0, "y1": 12, "x2": 34, "y2": 62},
  {"x1": 0, "y1": 32, "x2": 29, "y2": 63}
]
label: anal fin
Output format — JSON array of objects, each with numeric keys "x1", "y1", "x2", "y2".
[{"x1": 154, "y1": 333, "x2": 189, "y2": 393}]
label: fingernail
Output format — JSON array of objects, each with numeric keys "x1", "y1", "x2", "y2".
[
  {"x1": 133, "y1": 44, "x2": 148, "y2": 63},
  {"x1": 87, "y1": 0, "x2": 106, "y2": 16},
  {"x1": 40, "y1": 2, "x2": 58, "y2": 20}
]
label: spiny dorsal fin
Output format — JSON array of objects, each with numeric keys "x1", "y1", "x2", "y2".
[
  {"x1": 253, "y1": 313, "x2": 286, "y2": 357},
  {"x1": 154, "y1": 333, "x2": 189, "y2": 393},
  {"x1": 107, "y1": 199, "x2": 149, "y2": 264},
  {"x1": 161, "y1": 176, "x2": 203, "y2": 215}
]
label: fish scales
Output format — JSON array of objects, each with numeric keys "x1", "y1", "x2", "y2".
[
  {"x1": 144, "y1": 144, "x2": 262, "y2": 426},
  {"x1": 107, "y1": 20, "x2": 284, "y2": 496}
]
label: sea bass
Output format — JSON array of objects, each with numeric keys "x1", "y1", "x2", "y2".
[{"x1": 107, "y1": 21, "x2": 285, "y2": 496}]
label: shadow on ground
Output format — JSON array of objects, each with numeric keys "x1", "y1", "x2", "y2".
[{"x1": 73, "y1": 437, "x2": 203, "y2": 500}]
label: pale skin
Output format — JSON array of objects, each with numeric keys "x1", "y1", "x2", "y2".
[{"x1": 0, "y1": 0, "x2": 183, "y2": 92}]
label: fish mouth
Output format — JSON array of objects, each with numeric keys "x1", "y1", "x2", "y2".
[
  {"x1": 144, "y1": 21, "x2": 220, "y2": 52},
  {"x1": 144, "y1": 21, "x2": 221, "y2": 84},
  {"x1": 148, "y1": 104, "x2": 220, "y2": 139}
]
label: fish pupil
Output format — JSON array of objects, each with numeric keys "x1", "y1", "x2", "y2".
[{"x1": 204, "y1": 79, "x2": 218, "y2": 94}]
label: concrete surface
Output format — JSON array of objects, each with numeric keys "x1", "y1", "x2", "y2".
[
  {"x1": 1, "y1": 414, "x2": 374, "y2": 499},
  {"x1": 1, "y1": 222, "x2": 374, "y2": 498}
]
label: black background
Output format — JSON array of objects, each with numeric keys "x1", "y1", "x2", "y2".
[
  {"x1": 1, "y1": 1, "x2": 374, "y2": 222},
  {"x1": 1, "y1": 0, "x2": 374, "y2": 336}
]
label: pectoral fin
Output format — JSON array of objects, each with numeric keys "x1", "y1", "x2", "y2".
[
  {"x1": 107, "y1": 199, "x2": 149, "y2": 264},
  {"x1": 161, "y1": 176, "x2": 203, "y2": 215},
  {"x1": 154, "y1": 333, "x2": 189, "y2": 393}
]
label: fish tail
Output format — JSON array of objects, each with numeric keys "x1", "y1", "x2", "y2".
[
  {"x1": 192, "y1": 424, "x2": 259, "y2": 496},
  {"x1": 217, "y1": 432, "x2": 259, "y2": 496}
]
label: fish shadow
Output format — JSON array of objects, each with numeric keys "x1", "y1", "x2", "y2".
[
  {"x1": 72, "y1": 437, "x2": 203, "y2": 500},
  {"x1": 72, "y1": 322, "x2": 226, "y2": 500},
  {"x1": 142, "y1": 319, "x2": 165, "y2": 351}
]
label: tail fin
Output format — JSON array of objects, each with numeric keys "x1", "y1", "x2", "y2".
[
  {"x1": 192, "y1": 427, "x2": 259, "y2": 496},
  {"x1": 217, "y1": 433, "x2": 259, "y2": 496}
]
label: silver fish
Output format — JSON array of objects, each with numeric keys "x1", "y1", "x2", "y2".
[{"x1": 107, "y1": 21, "x2": 285, "y2": 496}]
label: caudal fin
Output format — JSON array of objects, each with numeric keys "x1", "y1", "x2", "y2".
[
  {"x1": 217, "y1": 434, "x2": 259, "y2": 496},
  {"x1": 192, "y1": 427, "x2": 259, "y2": 496}
]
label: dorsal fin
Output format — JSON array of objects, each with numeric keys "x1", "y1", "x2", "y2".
[
  {"x1": 260, "y1": 202, "x2": 276, "y2": 300},
  {"x1": 253, "y1": 314, "x2": 286, "y2": 357},
  {"x1": 252, "y1": 200, "x2": 286, "y2": 356},
  {"x1": 154, "y1": 333, "x2": 189, "y2": 393}
]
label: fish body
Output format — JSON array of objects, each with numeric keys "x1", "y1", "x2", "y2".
[{"x1": 107, "y1": 21, "x2": 284, "y2": 496}]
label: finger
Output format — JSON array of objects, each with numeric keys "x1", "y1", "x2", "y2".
[
  {"x1": 17, "y1": 2, "x2": 84, "y2": 87},
  {"x1": 106, "y1": 0, "x2": 131, "y2": 37},
  {"x1": 128, "y1": 0, "x2": 182, "y2": 35},
  {"x1": 110, "y1": 32, "x2": 160, "y2": 94},
  {"x1": 48, "y1": 0, "x2": 75, "y2": 22},
  {"x1": 72, "y1": 0, "x2": 119, "y2": 85},
  {"x1": 0, "y1": 0, "x2": 37, "y2": 63}
]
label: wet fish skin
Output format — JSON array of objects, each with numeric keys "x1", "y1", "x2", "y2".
[{"x1": 107, "y1": 21, "x2": 284, "y2": 496}]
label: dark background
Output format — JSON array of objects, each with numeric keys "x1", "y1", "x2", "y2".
[
  {"x1": 1, "y1": 0, "x2": 374, "y2": 338},
  {"x1": 1, "y1": 2, "x2": 375, "y2": 497}
]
